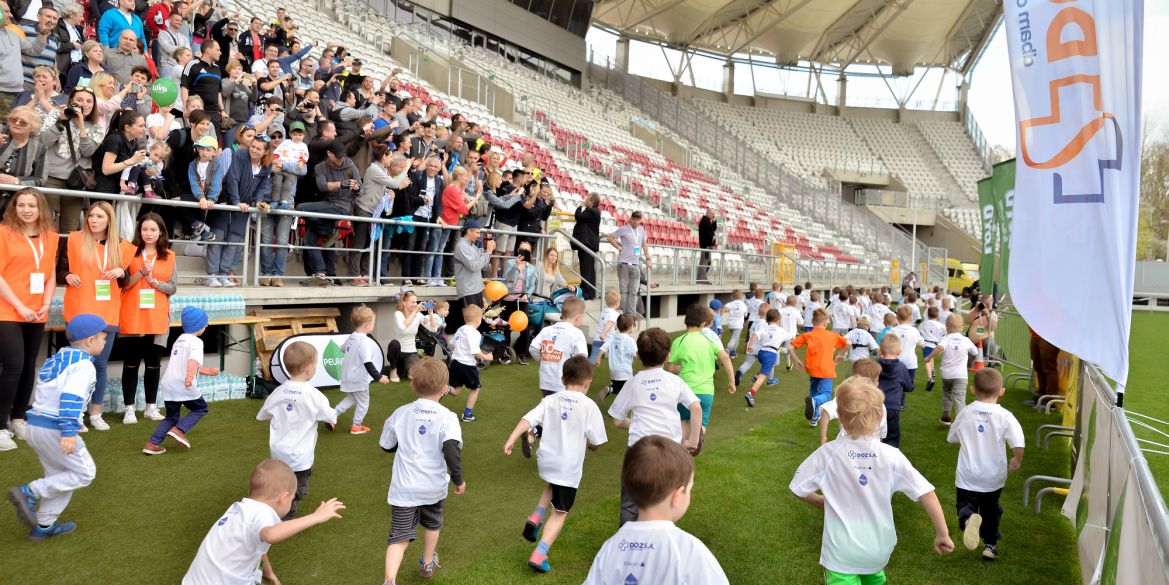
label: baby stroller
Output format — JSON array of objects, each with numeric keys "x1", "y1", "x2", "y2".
[
  {"x1": 525, "y1": 286, "x2": 585, "y2": 331},
  {"x1": 478, "y1": 301, "x2": 518, "y2": 369},
  {"x1": 416, "y1": 323, "x2": 451, "y2": 365}
]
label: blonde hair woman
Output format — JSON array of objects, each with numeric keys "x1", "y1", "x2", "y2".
[
  {"x1": 89, "y1": 71, "x2": 135, "y2": 128},
  {"x1": 63, "y1": 201, "x2": 136, "y2": 430},
  {"x1": 386, "y1": 290, "x2": 425, "y2": 383}
]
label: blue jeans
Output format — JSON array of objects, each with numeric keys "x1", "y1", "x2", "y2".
[
  {"x1": 260, "y1": 214, "x2": 294, "y2": 276},
  {"x1": 809, "y1": 377, "x2": 833, "y2": 421},
  {"x1": 589, "y1": 339, "x2": 604, "y2": 363},
  {"x1": 204, "y1": 211, "x2": 246, "y2": 276},
  {"x1": 423, "y1": 228, "x2": 451, "y2": 279},
  {"x1": 90, "y1": 325, "x2": 118, "y2": 411},
  {"x1": 405, "y1": 219, "x2": 430, "y2": 278},
  {"x1": 298, "y1": 201, "x2": 346, "y2": 276},
  {"x1": 149, "y1": 398, "x2": 209, "y2": 445},
  {"x1": 376, "y1": 230, "x2": 395, "y2": 281}
]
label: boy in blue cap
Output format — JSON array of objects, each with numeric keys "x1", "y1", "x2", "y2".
[
  {"x1": 7, "y1": 314, "x2": 109, "y2": 540},
  {"x1": 143, "y1": 307, "x2": 220, "y2": 455}
]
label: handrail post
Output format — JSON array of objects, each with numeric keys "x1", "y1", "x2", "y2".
[
  {"x1": 252, "y1": 213, "x2": 263, "y2": 286},
  {"x1": 240, "y1": 218, "x2": 251, "y2": 287}
]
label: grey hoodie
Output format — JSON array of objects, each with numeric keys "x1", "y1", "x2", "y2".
[{"x1": 1, "y1": 28, "x2": 45, "y2": 93}]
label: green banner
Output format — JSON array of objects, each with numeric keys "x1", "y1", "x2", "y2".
[
  {"x1": 977, "y1": 175, "x2": 997, "y2": 295},
  {"x1": 990, "y1": 160, "x2": 1016, "y2": 299}
]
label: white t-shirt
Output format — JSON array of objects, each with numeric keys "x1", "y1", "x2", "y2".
[
  {"x1": 939, "y1": 309, "x2": 953, "y2": 326},
  {"x1": 908, "y1": 303, "x2": 922, "y2": 323},
  {"x1": 830, "y1": 301, "x2": 854, "y2": 330},
  {"x1": 819, "y1": 399, "x2": 888, "y2": 439},
  {"x1": 379, "y1": 398, "x2": 463, "y2": 507},
  {"x1": 608, "y1": 368, "x2": 700, "y2": 447},
  {"x1": 522, "y1": 391, "x2": 607, "y2": 488},
  {"x1": 724, "y1": 300, "x2": 747, "y2": 328},
  {"x1": 256, "y1": 380, "x2": 337, "y2": 472},
  {"x1": 394, "y1": 310, "x2": 424, "y2": 353},
  {"x1": 529, "y1": 321, "x2": 588, "y2": 393},
  {"x1": 745, "y1": 320, "x2": 768, "y2": 355},
  {"x1": 145, "y1": 112, "x2": 182, "y2": 148},
  {"x1": 272, "y1": 139, "x2": 309, "y2": 166},
  {"x1": 450, "y1": 324, "x2": 481, "y2": 367},
  {"x1": 758, "y1": 323, "x2": 793, "y2": 353},
  {"x1": 893, "y1": 324, "x2": 924, "y2": 370},
  {"x1": 918, "y1": 319, "x2": 946, "y2": 347},
  {"x1": 700, "y1": 327, "x2": 725, "y2": 351},
  {"x1": 936, "y1": 332, "x2": 978, "y2": 380},
  {"x1": 789, "y1": 436, "x2": 935, "y2": 575},
  {"x1": 595, "y1": 307, "x2": 619, "y2": 342},
  {"x1": 601, "y1": 332, "x2": 637, "y2": 381},
  {"x1": 340, "y1": 332, "x2": 381, "y2": 392},
  {"x1": 802, "y1": 301, "x2": 820, "y2": 327},
  {"x1": 858, "y1": 295, "x2": 872, "y2": 312},
  {"x1": 866, "y1": 304, "x2": 893, "y2": 333},
  {"x1": 745, "y1": 297, "x2": 764, "y2": 323},
  {"x1": 583, "y1": 520, "x2": 729, "y2": 585},
  {"x1": 779, "y1": 306, "x2": 804, "y2": 337},
  {"x1": 183, "y1": 498, "x2": 282, "y2": 585},
  {"x1": 947, "y1": 402, "x2": 1025, "y2": 492},
  {"x1": 161, "y1": 333, "x2": 205, "y2": 402},
  {"x1": 844, "y1": 329, "x2": 879, "y2": 362}
]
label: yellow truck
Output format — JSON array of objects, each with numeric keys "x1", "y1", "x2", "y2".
[{"x1": 946, "y1": 259, "x2": 981, "y2": 296}]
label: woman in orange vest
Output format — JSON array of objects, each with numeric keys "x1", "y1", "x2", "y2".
[
  {"x1": 118, "y1": 212, "x2": 177, "y2": 425},
  {"x1": 63, "y1": 200, "x2": 136, "y2": 431},
  {"x1": 0, "y1": 188, "x2": 58, "y2": 452}
]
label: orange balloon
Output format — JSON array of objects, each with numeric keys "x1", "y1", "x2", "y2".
[
  {"x1": 508, "y1": 310, "x2": 529, "y2": 332},
  {"x1": 485, "y1": 280, "x2": 508, "y2": 302}
]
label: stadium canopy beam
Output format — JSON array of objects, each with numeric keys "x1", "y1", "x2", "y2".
[
  {"x1": 697, "y1": 0, "x2": 818, "y2": 57},
  {"x1": 959, "y1": 4, "x2": 1003, "y2": 77},
  {"x1": 830, "y1": 0, "x2": 915, "y2": 71},
  {"x1": 806, "y1": 0, "x2": 870, "y2": 69},
  {"x1": 617, "y1": 0, "x2": 696, "y2": 31}
]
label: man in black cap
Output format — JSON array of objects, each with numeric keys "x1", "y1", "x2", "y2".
[{"x1": 297, "y1": 139, "x2": 361, "y2": 285}]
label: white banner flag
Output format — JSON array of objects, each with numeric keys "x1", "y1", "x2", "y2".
[{"x1": 1003, "y1": 0, "x2": 1144, "y2": 383}]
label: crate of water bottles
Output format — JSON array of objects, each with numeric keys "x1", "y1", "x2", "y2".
[
  {"x1": 104, "y1": 373, "x2": 247, "y2": 410},
  {"x1": 169, "y1": 295, "x2": 246, "y2": 323}
]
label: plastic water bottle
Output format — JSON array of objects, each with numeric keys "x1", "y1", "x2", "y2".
[{"x1": 253, "y1": 356, "x2": 264, "y2": 378}]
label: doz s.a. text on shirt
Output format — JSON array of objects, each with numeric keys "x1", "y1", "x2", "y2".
[
  {"x1": 379, "y1": 398, "x2": 463, "y2": 506},
  {"x1": 161, "y1": 333, "x2": 204, "y2": 401},
  {"x1": 608, "y1": 368, "x2": 700, "y2": 447},
  {"x1": 582, "y1": 520, "x2": 729, "y2": 585},
  {"x1": 789, "y1": 436, "x2": 934, "y2": 575},
  {"x1": 529, "y1": 321, "x2": 588, "y2": 393},
  {"x1": 522, "y1": 391, "x2": 608, "y2": 488},
  {"x1": 182, "y1": 498, "x2": 282, "y2": 585},
  {"x1": 947, "y1": 402, "x2": 1024, "y2": 492},
  {"x1": 341, "y1": 332, "x2": 381, "y2": 391},
  {"x1": 257, "y1": 381, "x2": 337, "y2": 472}
]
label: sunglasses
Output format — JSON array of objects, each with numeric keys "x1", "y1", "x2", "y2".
[
  {"x1": 254, "y1": 134, "x2": 271, "y2": 142},
  {"x1": 7, "y1": 118, "x2": 30, "y2": 127}
]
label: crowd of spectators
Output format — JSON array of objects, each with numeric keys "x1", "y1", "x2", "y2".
[{"x1": 0, "y1": 0, "x2": 583, "y2": 291}]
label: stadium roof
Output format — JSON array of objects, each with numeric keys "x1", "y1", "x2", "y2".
[{"x1": 591, "y1": 0, "x2": 1003, "y2": 75}]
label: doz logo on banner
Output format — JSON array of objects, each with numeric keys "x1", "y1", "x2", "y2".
[{"x1": 1004, "y1": 0, "x2": 1143, "y2": 383}]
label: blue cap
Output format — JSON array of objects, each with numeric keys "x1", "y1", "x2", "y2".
[
  {"x1": 181, "y1": 306, "x2": 209, "y2": 333},
  {"x1": 709, "y1": 299, "x2": 723, "y2": 311},
  {"x1": 463, "y1": 218, "x2": 482, "y2": 230},
  {"x1": 66, "y1": 314, "x2": 107, "y2": 342}
]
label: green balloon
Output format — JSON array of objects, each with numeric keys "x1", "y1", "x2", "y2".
[{"x1": 150, "y1": 78, "x2": 178, "y2": 108}]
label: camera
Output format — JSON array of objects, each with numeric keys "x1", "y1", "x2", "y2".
[{"x1": 63, "y1": 105, "x2": 81, "y2": 120}]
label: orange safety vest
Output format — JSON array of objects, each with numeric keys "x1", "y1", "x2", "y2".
[
  {"x1": 0, "y1": 226, "x2": 60, "y2": 324},
  {"x1": 119, "y1": 248, "x2": 176, "y2": 335},
  {"x1": 63, "y1": 231, "x2": 136, "y2": 325}
]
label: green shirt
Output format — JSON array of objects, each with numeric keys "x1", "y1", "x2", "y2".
[{"x1": 668, "y1": 331, "x2": 722, "y2": 395}]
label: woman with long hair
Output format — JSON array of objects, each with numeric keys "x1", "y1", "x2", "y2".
[
  {"x1": 204, "y1": 136, "x2": 270, "y2": 286},
  {"x1": 0, "y1": 106, "x2": 48, "y2": 192},
  {"x1": 95, "y1": 109, "x2": 147, "y2": 195},
  {"x1": 536, "y1": 247, "x2": 572, "y2": 298},
  {"x1": 40, "y1": 86, "x2": 105, "y2": 232},
  {"x1": 88, "y1": 71, "x2": 135, "y2": 128},
  {"x1": 385, "y1": 290, "x2": 424, "y2": 383},
  {"x1": 0, "y1": 189, "x2": 58, "y2": 451},
  {"x1": 63, "y1": 201, "x2": 136, "y2": 430},
  {"x1": 118, "y1": 213, "x2": 176, "y2": 424}
]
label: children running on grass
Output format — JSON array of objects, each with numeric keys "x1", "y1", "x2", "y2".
[
  {"x1": 7, "y1": 314, "x2": 108, "y2": 541},
  {"x1": 334, "y1": 306, "x2": 389, "y2": 434},
  {"x1": 583, "y1": 436, "x2": 729, "y2": 585},
  {"x1": 529, "y1": 297, "x2": 589, "y2": 399},
  {"x1": 817, "y1": 360, "x2": 888, "y2": 445},
  {"x1": 667, "y1": 304, "x2": 735, "y2": 452},
  {"x1": 503, "y1": 356, "x2": 607, "y2": 574},
  {"x1": 608, "y1": 328, "x2": 702, "y2": 524},
  {"x1": 143, "y1": 307, "x2": 219, "y2": 455},
  {"x1": 745, "y1": 308, "x2": 792, "y2": 408},
  {"x1": 449, "y1": 304, "x2": 492, "y2": 422},
  {"x1": 929, "y1": 314, "x2": 981, "y2": 425},
  {"x1": 379, "y1": 358, "x2": 465, "y2": 584},
  {"x1": 182, "y1": 459, "x2": 345, "y2": 585},
  {"x1": 723, "y1": 289, "x2": 748, "y2": 357},
  {"x1": 595, "y1": 313, "x2": 637, "y2": 400},
  {"x1": 918, "y1": 306, "x2": 946, "y2": 392},
  {"x1": 877, "y1": 335, "x2": 914, "y2": 449},
  {"x1": 788, "y1": 309, "x2": 849, "y2": 427},
  {"x1": 734, "y1": 303, "x2": 771, "y2": 388},
  {"x1": 791, "y1": 377, "x2": 953, "y2": 584},
  {"x1": 947, "y1": 368, "x2": 1024, "y2": 561},
  {"x1": 257, "y1": 341, "x2": 337, "y2": 521},
  {"x1": 590, "y1": 290, "x2": 621, "y2": 363}
]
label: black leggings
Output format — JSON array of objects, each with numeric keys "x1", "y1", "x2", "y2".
[
  {"x1": 386, "y1": 339, "x2": 421, "y2": 379},
  {"x1": 121, "y1": 335, "x2": 164, "y2": 406},
  {"x1": 0, "y1": 321, "x2": 45, "y2": 429}
]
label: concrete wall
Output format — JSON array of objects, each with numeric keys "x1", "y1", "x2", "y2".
[{"x1": 449, "y1": 0, "x2": 586, "y2": 75}]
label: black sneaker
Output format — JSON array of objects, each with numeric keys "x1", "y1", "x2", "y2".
[
  {"x1": 461, "y1": 414, "x2": 477, "y2": 423},
  {"x1": 744, "y1": 393, "x2": 755, "y2": 408},
  {"x1": 734, "y1": 370, "x2": 742, "y2": 388},
  {"x1": 518, "y1": 355, "x2": 529, "y2": 366},
  {"x1": 925, "y1": 378, "x2": 935, "y2": 392},
  {"x1": 982, "y1": 544, "x2": 998, "y2": 561},
  {"x1": 522, "y1": 519, "x2": 540, "y2": 542},
  {"x1": 803, "y1": 395, "x2": 815, "y2": 420},
  {"x1": 325, "y1": 422, "x2": 335, "y2": 432},
  {"x1": 521, "y1": 430, "x2": 533, "y2": 459}
]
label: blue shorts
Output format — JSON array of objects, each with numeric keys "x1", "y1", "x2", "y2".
[
  {"x1": 923, "y1": 346, "x2": 935, "y2": 359},
  {"x1": 803, "y1": 326, "x2": 814, "y2": 332},
  {"x1": 757, "y1": 349, "x2": 778, "y2": 376},
  {"x1": 678, "y1": 393, "x2": 714, "y2": 428}
]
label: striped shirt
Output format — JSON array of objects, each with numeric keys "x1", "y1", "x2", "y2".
[{"x1": 26, "y1": 347, "x2": 96, "y2": 437}]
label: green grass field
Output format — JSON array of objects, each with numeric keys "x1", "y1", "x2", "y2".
[
  {"x1": 1116, "y1": 311, "x2": 1169, "y2": 503},
  {"x1": 0, "y1": 332, "x2": 1081, "y2": 585}
]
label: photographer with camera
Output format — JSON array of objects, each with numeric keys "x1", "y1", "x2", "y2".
[
  {"x1": 297, "y1": 139, "x2": 360, "y2": 286},
  {"x1": 39, "y1": 86, "x2": 104, "y2": 231}
]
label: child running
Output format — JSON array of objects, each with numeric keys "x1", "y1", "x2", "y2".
[
  {"x1": 876, "y1": 335, "x2": 914, "y2": 449},
  {"x1": 734, "y1": 303, "x2": 771, "y2": 388},
  {"x1": 595, "y1": 313, "x2": 637, "y2": 401},
  {"x1": 788, "y1": 309, "x2": 848, "y2": 427},
  {"x1": 379, "y1": 358, "x2": 465, "y2": 583},
  {"x1": 790, "y1": 378, "x2": 953, "y2": 584},
  {"x1": 583, "y1": 436, "x2": 729, "y2": 584},
  {"x1": 817, "y1": 361, "x2": 888, "y2": 444},
  {"x1": 722, "y1": 290, "x2": 748, "y2": 357},
  {"x1": 182, "y1": 459, "x2": 345, "y2": 585},
  {"x1": 779, "y1": 296, "x2": 804, "y2": 370},
  {"x1": 334, "y1": 306, "x2": 389, "y2": 434},
  {"x1": 608, "y1": 328, "x2": 702, "y2": 524},
  {"x1": 449, "y1": 304, "x2": 492, "y2": 422},
  {"x1": 947, "y1": 368, "x2": 1023, "y2": 561},
  {"x1": 745, "y1": 308, "x2": 792, "y2": 408},
  {"x1": 666, "y1": 304, "x2": 735, "y2": 451},
  {"x1": 503, "y1": 356, "x2": 607, "y2": 574},
  {"x1": 589, "y1": 290, "x2": 621, "y2": 363},
  {"x1": 143, "y1": 307, "x2": 219, "y2": 454},
  {"x1": 257, "y1": 341, "x2": 337, "y2": 520},
  {"x1": 845, "y1": 316, "x2": 879, "y2": 362},
  {"x1": 918, "y1": 306, "x2": 946, "y2": 392},
  {"x1": 892, "y1": 306, "x2": 926, "y2": 386},
  {"x1": 7, "y1": 314, "x2": 108, "y2": 541},
  {"x1": 929, "y1": 314, "x2": 980, "y2": 425},
  {"x1": 529, "y1": 297, "x2": 589, "y2": 398}
]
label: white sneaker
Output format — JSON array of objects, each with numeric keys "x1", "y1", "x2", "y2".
[
  {"x1": 143, "y1": 405, "x2": 165, "y2": 421},
  {"x1": 207, "y1": 276, "x2": 223, "y2": 288},
  {"x1": 10, "y1": 419, "x2": 27, "y2": 440},
  {"x1": 0, "y1": 429, "x2": 16, "y2": 451},
  {"x1": 122, "y1": 408, "x2": 137, "y2": 425},
  {"x1": 89, "y1": 415, "x2": 110, "y2": 431},
  {"x1": 77, "y1": 421, "x2": 88, "y2": 433},
  {"x1": 220, "y1": 277, "x2": 237, "y2": 288}
]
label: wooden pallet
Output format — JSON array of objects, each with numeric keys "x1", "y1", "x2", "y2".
[{"x1": 251, "y1": 307, "x2": 340, "y2": 377}]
